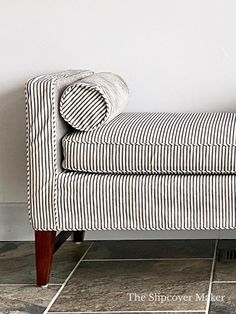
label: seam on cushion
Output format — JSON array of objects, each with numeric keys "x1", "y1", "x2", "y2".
[
  {"x1": 61, "y1": 167, "x2": 236, "y2": 175},
  {"x1": 32, "y1": 226, "x2": 236, "y2": 231},
  {"x1": 25, "y1": 79, "x2": 32, "y2": 226},
  {"x1": 60, "y1": 83, "x2": 112, "y2": 131},
  {"x1": 63, "y1": 138, "x2": 236, "y2": 147},
  {"x1": 51, "y1": 77, "x2": 59, "y2": 230}
]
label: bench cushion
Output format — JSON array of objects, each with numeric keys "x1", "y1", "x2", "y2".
[{"x1": 62, "y1": 112, "x2": 236, "y2": 174}]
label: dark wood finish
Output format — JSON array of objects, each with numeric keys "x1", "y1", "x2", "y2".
[
  {"x1": 35, "y1": 231, "x2": 56, "y2": 286},
  {"x1": 73, "y1": 231, "x2": 85, "y2": 243},
  {"x1": 54, "y1": 231, "x2": 72, "y2": 252},
  {"x1": 35, "y1": 230, "x2": 85, "y2": 286}
]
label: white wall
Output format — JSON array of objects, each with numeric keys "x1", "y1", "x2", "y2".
[{"x1": 1, "y1": 0, "x2": 236, "y2": 240}]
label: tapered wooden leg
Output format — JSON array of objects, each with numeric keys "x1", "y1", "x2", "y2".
[
  {"x1": 35, "y1": 231, "x2": 56, "y2": 287},
  {"x1": 73, "y1": 231, "x2": 85, "y2": 243}
]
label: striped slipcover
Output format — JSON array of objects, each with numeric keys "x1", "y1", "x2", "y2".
[
  {"x1": 60, "y1": 72, "x2": 129, "y2": 131},
  {"x1": 26, "y1": 71, "x2": 236, "y2": 231},
  {"x1": 63, "y1": 112, "x2": 236, "y2": 174},
  {"x1": 57, "y1": 173, "x2": 235, "y2": 230},
  {"x1": 26, "y1": 70, "x2": 93, "y2": 230}
]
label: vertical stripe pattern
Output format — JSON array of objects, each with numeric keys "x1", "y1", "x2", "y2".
[
  {"x1": 60, "y1": 72, "x2": 129, "y2": 131},
  {"x1": 57, "y1": 173, "x2": 236, "y2": 230},
  {"x1": 25, "y1": 70, "x2": 93, "y2": 230},
  {"x1": 63, "y1": 112, "x2": 236, "y2": 174},
  {"x1": 26, "y1": 72, "x2": 236, "y2": 231}
]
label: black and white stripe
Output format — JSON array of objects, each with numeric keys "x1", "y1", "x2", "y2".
[
  {"x1": 60, "y1": 72, "x2": 129, "y2": 131},
  {"x1": 26, "y1": 72, "x2": 236, "y2": 231},
  {"x1": 63, "y1": 112, "x2": 236, "y2": 174},
  {"x1": 57, "y1": 173, "x2": 236, "y2": 230},
  {"x1": 25, "y1": 70, "x2": 93, "y2": 230}
]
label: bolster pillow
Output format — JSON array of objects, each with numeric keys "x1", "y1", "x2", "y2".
[{"x1": 60, "y1": 72, "x2": 129, "y2": 131}]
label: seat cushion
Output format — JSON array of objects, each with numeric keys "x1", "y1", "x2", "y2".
[{"x1": 62, "y1": 112, "x2": 236, "y2": 174}]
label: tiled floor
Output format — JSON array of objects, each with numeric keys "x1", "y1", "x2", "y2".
[{"x1": 0, "y1": 240, "x2": 236, "y2": 314}]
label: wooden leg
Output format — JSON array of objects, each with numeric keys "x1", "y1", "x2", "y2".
[
  {"x1": 35, "y1": 231, "x2": 56, "y2": 287},
  {"x1": 73, "y1": 231, "x2": 85, "y2": 243}
]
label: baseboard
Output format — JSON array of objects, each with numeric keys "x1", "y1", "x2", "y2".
[
  {"x1": 0, "y1": 203, "x2": 34, "y2": 241},
  {"x1": 0, "y1": 203, "x2": 236, "y2": 241}
]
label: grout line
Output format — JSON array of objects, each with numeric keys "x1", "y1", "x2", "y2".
[
  {"x1": 82, "y1": 257, "x2": 213, "y2": 262},
  {"x1": 213, "y1": 280, "x2": 236, "y2": 284},
  {"x1": 205, "y1": 239, "x2": 218, "y2": 314},
  {"x1": 0, "y1": 283, "x2": 36, "y2": 286},
  {"x1": 47, "y1": 311, "x2": 206, "y2": 313},
  {"x1": 0, "y1": 283, "x2": 63, "y2": 286},
  {"x1": 43, "y1": 242, "x2": 94, "y2": 314}
]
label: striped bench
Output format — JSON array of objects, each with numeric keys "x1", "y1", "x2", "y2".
[{"x1": 26, "y1": 71, "x2": 236, "y2": 286}]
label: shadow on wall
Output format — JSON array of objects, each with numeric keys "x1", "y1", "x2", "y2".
[{"x1": 0, "y1": 85, "x2": 27, "y2": 202}]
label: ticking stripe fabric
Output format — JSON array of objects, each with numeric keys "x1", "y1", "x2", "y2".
[
  {"x1": 25, "y1": 70, "x2": 93, "y2": 230},
  {"x1": 60, "y1": 72, "x2": 129, "y2": 131},
  {"x1": 57, "y1": 173, "x2": 236, "y2": 230},
  {"x1": 63, "y1": 112, "x2": 236, "y2": 174},
  {"x1": 26, "y1": 71, "x2": 236, "y2": 231}
]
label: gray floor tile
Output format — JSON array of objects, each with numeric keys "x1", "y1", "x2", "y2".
[
  {"x1": 0, "y1": 285, "x2": 58, "y2": 314},
  {"x1": 50, "y1": 259, "x2": 212, "y2": 312},
  {"x1": 0, "y1": 241, "x2": 91, "y2": 284},
  {"x1": 214, "y1": 240, "x2": 236, "y2": 281},
  {"x1": 210, "y1": 283, "x2": 236, "y2": 313},
  {"x1": 84, "y1": 240, "x2": 215, "y2": 259}
]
